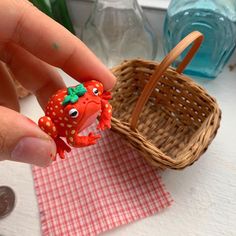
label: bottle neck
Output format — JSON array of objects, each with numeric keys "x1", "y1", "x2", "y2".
[{"x1": 96, "y1": 0, "x2": 139, "y2": 9}]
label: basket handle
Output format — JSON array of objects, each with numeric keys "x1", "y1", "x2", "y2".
[{"x1": 130, "y1": 31, "x2": 204, "y2": 130}]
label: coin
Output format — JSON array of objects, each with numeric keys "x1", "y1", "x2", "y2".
[{"x1": 0, "y1": 186, "x2": 15, "y2": 219}]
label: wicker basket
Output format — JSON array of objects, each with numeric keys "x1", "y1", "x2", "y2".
[{"x1": 110, "y1": 31, "x2": 221, "y2": 170}]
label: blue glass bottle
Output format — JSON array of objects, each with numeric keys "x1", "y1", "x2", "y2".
[{"x1": 163, "y1": 0, "x2": 236, "y2": 78}]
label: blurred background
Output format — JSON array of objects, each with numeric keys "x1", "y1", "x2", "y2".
[
  {"x1": 30, "y1": 0, "x2": 167, "y2": 64},
  {"x1": 30, "y1": 0, "x2": 236, "y2": 78}
]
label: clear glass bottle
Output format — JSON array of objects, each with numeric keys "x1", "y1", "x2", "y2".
[
  {"x1": 163, "y1": 0, "x2": 236, "y2": 78},
  {"x1": 82, "y1": 0, "x2": 157, "y2": 67}
]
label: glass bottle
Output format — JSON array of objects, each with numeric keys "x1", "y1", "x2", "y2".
[
  {"x1": 163, "y1": 0, "x2": 236, "y2": 78},
  {"x1": 82, "y1": 0, "x2": 157, "y2": 67}
]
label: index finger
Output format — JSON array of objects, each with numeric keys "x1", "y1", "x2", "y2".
[{"x1": 0, "y1": 0, "x2": 116, "y2": 90}]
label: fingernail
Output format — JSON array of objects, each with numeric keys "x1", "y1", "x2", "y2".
[{"x1": 11, "y1": 137, "x2": 56, "y2": 167}]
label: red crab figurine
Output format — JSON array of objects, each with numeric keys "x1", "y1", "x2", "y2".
[{"x1": 38, "y1": 80, "x2": 112, "y2": 160}]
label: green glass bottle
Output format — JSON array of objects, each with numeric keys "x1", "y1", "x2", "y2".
[{"x1": 30, "y1": 0, "x2": 75, "y2": 34}]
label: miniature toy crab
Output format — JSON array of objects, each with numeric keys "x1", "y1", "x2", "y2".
[{"x1": 38, "y1": 80, "x2": 112, "y2": 160}]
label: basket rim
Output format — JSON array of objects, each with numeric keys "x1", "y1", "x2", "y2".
[
  {"x1": 110, "y1": 59, "x2": 222, "y2": 169},
  {"x1": 111, "y1": 58, "x2": 220, "y2": 107}
]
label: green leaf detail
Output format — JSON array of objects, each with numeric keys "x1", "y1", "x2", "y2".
[
  {"x1": 62, "y1": 95, "x2": 72, "y2": 106},
  {"x1": 71, "y1": 95, "x2": 79, "y2": 103},
  {"x1": 68, "y1": 87, "x2": 74, "y2": 95},
  {"x1": 62, "y1": 84, "x2": 87, "y2": 106},
  {"x1": 74, "y1": 84, "x2": 87, "y2": 96}
]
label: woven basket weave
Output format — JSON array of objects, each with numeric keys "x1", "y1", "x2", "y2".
[{"x1": 110, "y1": 31, "x2": 221, "y2": 170}]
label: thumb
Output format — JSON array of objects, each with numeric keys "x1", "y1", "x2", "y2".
[{"x1": 0, "y1": 106, "x2": 56, "y2": 167}]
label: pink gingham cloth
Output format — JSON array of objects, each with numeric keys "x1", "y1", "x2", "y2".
[{"x1": 32, "y1": 124, "x2": 172, "y2": 236}]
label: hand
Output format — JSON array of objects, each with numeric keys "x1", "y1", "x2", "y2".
[{"x1": 0, "y1": 0, "x2": 116, "y2": 167}]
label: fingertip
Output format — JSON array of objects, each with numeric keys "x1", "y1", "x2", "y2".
[
  {"x1": 104, "y1": 73, "x2": 117, "y2": 91},
  {"x1": 0, "y1": 106, "x2": 56, "y2": 166},
  {"x1": 11, "y1": 137, "x2": 56, "y2": 167}
]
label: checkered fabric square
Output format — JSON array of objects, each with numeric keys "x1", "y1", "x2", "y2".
[{"x1": 32, "y1": 124, "x2": 172, "y2": 236}]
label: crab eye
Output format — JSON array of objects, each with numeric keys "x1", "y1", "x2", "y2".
[
  {"x1": 69, "y1": 108, "x2": 79, "y2": 118},
  {"x1": 93, "y1": 88, "x2": 99, "y2": 96}
]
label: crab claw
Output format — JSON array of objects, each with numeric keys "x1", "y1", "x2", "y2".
[
  {"x1": 87, "y1": 132, "x2": 101, "y2": 145},
  {"x1": 54, "y1": 137, "x2": 71, "y2": 159},
  {"x1": 97, "y1": 119, "x2": 111, "y2": 131},
  {"x1": 101, "y1": 91, "x2": 112, "y2": 100}
]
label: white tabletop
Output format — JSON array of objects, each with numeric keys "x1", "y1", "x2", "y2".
[{"x1": 0, "y1": 52, "x2": 236, "y2": 236}]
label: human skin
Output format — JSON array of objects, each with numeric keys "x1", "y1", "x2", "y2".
[{"x1": 0, "y1": 0, "x2": 116, "y2": 167}]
